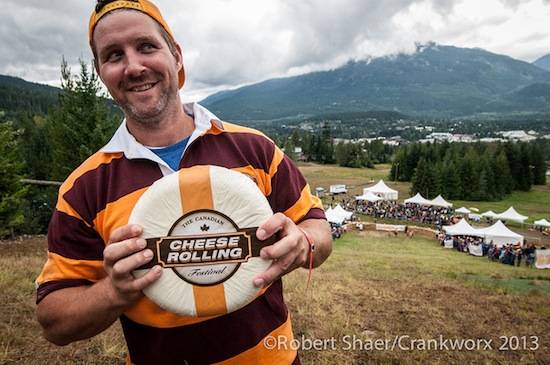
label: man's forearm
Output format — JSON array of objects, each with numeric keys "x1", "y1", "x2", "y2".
[{"x1": 36, "y1": 278, "x2": 136, "y2": 346}]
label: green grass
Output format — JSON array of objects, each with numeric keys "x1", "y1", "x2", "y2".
[
  {"x1": 285, "y1": 229, "x2": 550, "y2": 365},
  {"x1": 324, "y1": 229, "x2": 550, "y2": 293}
]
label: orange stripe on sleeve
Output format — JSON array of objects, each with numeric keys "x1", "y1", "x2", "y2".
[
  {"x1": 284, "y1": 184, "x2": 323, "y2": 221},
  {"x1": 36, "y1": 252, "x2": 106, "y2": 286}
]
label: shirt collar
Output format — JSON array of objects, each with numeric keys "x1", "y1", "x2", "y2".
[{"x1": 102, "y1": 102, "x2": 223, "y2": 158}]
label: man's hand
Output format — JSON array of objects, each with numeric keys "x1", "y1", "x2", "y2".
[
  {"x1": 253, "y1": 214, "x2": 332, "y2": 287},
  {"x1": 103, "y1": 224, "x2": 163, "y2": 305}
]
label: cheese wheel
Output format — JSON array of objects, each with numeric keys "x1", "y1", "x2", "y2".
[{"x1": 130, "y1": 165, "x2": 273, "y2": 317}]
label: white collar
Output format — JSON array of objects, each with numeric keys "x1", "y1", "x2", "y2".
[{"x1": 101, "y1": 102, "x2": 223, "y2": 175}]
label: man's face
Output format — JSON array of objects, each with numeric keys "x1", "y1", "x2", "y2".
[{"x1": 93, "y1": 10, "x2": 182, "y2": 126}]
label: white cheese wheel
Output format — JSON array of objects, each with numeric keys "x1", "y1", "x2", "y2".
[{"x1": 130, "y1": 165, "x2": 273, "y2": 317}]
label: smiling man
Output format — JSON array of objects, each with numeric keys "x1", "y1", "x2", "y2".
[{"x1": 35, "y1": 1, "x2": 332, "y2": 364}]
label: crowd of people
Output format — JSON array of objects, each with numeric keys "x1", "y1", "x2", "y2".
[
  {"x1": 344, "y1": 198, "x2": 456, "y2": 227},
  {"x1": 328, "y1": 197, "x2": 547, "y2": 269},
  {"x1": 437, "y1": 233, "x2": 539, "y2": 268}
]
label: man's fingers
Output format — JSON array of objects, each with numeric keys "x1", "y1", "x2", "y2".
[
  {"x1": 257, "y1": 213, "x2": 288, "y2": 240},
  {"x1": 108, "y1": 247, "x2": 154, "y2": 279},
  {"x1": 253, "y1": 253, "x2": 300, "y2": 288},
  {"x1": 108, "y1": 224, "x2": 143, "y2": 245}
]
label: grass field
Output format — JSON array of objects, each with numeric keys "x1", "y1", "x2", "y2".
[
  {"x1": 1, "y1": 230, "x2": 549, "y2": 365},
  {"x1": 1, "y1": 163, "x2": 549, "y2": 364}
]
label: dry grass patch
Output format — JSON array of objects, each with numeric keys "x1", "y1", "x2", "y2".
[{"x1": 1, "y1": 233, "x2": 549, "y2": 365}]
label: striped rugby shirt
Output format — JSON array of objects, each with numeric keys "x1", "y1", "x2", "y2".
[{"x1": 36, "y1": 103, "x2": 326, "y2": 365}]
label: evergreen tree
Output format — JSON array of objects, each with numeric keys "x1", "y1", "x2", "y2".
[
  {"x1": 477, "y1": 156, "x2": 495, "y2": 201},
  {"x1": 441, "y1": 161, "x2": 462, "y2": 200},
  {"x1": 48, "y1": 58, "x2": 119, "y2": 181},
  {"x1": 530, "y1": 142, "x2": 547, "y2": 185},
  {"x1": 410, "y1": 157, "x2": 436, "y2": 198},
  {"x1": 458, "y1": 153, "x2": 476, "y2": 201},
  {"x1": 492, "y1": 150, "x2": 513, "y2": 197},
  {"x1": 502, "y1": 142, "x2": 521, "y2": 190},
  {"x1": 0, "y1": 121, "x2": 28, "y2": 237},
  {"x1": 516, "y1": 143, "x2": 533, "y2": 191},
  {"x1": 283, "y1": 139, "x2": 297, "y2": 162},
  {"x1": 17, "y1": 112, "x2": 51, "y2": 180}
]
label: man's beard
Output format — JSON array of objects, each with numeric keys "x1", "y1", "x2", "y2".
[{"x1": 117, "y1": 79, "x2": 179, "y2": 130}]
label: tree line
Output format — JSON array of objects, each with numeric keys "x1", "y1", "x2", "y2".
[
  {"x1": 0, "y1": 60, "x2": 548, "y2": 238},
  {"x1": 390, "y1": 140, "x2": 547, "y2": 201},
  {"x1": 1, "y1": 59, "x2": 119, "y2": 238}
]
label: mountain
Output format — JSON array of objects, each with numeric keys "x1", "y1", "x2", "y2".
[
  {"x1": 0, "y1": 74, "x2": 121, "y2": 118},
  {"x1": 533, "y1": 53, "x2": 550, "y2": 71},
  {"x1": 0, "y1": 75, "x2": 60, "y2": 115},
  {"x1": 201, "y1": 43, "x2": 550, "y2": 121}
]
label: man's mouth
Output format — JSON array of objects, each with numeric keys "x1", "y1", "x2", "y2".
[{"x1": 129, "y1": 83, "x2": 156, "y2": 92}]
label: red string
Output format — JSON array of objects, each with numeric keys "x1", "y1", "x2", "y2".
[{"x1": 298, "y1": 227, "x2": 315, "y2": 291}]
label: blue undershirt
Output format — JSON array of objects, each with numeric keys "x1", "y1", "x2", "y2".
[{"x1": 149, "y1": 135, "x2": 191, "y2": 171}]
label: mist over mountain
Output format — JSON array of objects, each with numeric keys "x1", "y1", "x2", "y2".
[
  {"x1": 533, "y1": 53, "x2": 550, "y2": 72},
  {"x1": 2, "y1": 44, "x2": 550, "y2": 123},
  {"x1": 201, "y1": 43, "x2": 550, "y2": 122}
]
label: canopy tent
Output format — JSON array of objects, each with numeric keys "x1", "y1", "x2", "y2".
[
  {"x1": 455, "y1": 207, "x2": 471, "y2": 214},
  {"x1": 332, "y1": 204, "x2": 354, "y2": 221},
  {"x1": 494, "y1": 207, "x2": 528, "y2": 223},
  {"x1": 325, "y1": 207, "x2": 346, "y2": 225},
  {"x1": 481, "y1": 210, "x2": 498, "y2": 218},
  {"x1": 443, "y1": 218, "x2": 484, "y2": 237},
  {"x1": 477, "y1": 220, "x2": 524, "y2": 247},
  {"x1": 534, "y1": 218, "x2": 550, "y2": 228},
  {"x1": 355, "y1": 191, "x2": 383, "y2": 202},
  {"x1": 427, "y1": 194, "x2": 453, "y2": 208},
  {"x1": 362, "y1": 180, "x2": 398, "y2": 200},
  {"x1": 404, "y1": 193, "x2": 429, "y2": 205}
]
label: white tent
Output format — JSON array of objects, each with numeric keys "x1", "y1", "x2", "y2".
[
  {"x1": 481, "y1": 210, "x2": 498, "y2": 218},
  {"x1": 332, "y1": 204, "x2": 354, "y2": 221},
  {"x1": 362, "y1": 180, "x2": 398, "y2": 200},
  {"x1": 534, "y1": 218, "x2": 550, "y2": 228},
  {"x1": 404, "y1": 193, "x2": 429, "y2": 205},
  {"x1": 443, "y1": 218, "x2": 484, "y2": 237},
  {"x1": 355, "y1": 191, "x2": 383, "y2": 202},
  {"x1": 478, "y1": 220, "x2": 524, "y2": 247},
  {"x1": 494, "y1": 207, "x2": 528, "y2": 223},
  {"x1": 455, "y1": 207, "x2": 471, "y2": 214},
  {"x1": 325, "y1": 208, "x2": 346, "y2": 225},
  {"x1": 427, "y1": 194, "x2": 453, "y2": 208}
]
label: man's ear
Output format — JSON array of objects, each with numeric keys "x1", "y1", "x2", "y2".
[{"x1": 175, "y1": 43, "x2": 183, "y2": 69}]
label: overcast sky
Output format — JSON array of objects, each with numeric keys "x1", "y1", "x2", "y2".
[{"x1": 1, "y1": 0, "x2": 549, "y2": 102}]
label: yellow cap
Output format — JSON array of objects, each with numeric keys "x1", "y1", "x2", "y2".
[{"x1": 89, "y1": 0, "x2": 185, "y2": 89}]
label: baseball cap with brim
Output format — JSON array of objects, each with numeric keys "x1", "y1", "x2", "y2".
[{"x1": 89, "y1": 0, "x2": 185, "y2": 89}]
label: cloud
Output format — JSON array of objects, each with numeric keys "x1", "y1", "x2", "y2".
[{"x1": 0, "y1": 0, "x2": 549, "y2": 101}]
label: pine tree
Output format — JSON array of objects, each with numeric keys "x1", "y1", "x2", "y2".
[
  {"x1": 0, "y1": 121, "x2": 28, "y2": 237},
  {"x1": 48, "y1": 58, "x2": 119, "y2": 181},
  {"x1": 410, "y1": 157, "x2": 436, "y2": 198}
]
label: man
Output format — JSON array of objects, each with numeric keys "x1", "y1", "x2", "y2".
[{"x1": 35, "y1": 1, "x2": 332, "y2": 364}]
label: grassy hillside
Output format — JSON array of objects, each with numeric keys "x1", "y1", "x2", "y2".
[
  {"x1": 1, "y1": 163, "x2": 548, "y2": 364},
  {"x1": 1, "y1": 230, "x2": 549, "y2": 364}
]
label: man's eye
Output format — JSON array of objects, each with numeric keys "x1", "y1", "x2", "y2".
[
  {"x1": 141, "y1": 44, "x2": 157, "y2": 52},
  {"x1": 106, "y1": 51, "x2": 123, "y2": 62}
]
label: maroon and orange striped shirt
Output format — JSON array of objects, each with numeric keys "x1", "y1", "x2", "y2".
[{"x1": 36, "y1": 103, "x2": 326, "y2": 365}]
